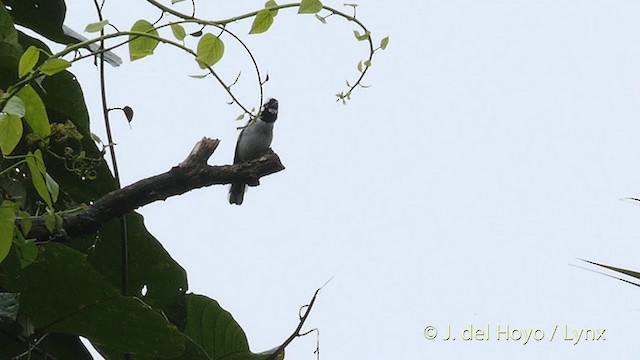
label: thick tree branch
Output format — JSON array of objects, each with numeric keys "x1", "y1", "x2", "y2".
[{"x1": 28, "y1": 138, "x2": 284, "y2": 242}]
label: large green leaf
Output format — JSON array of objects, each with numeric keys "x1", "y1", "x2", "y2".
[
  {"x1": 184, "y1": 294, "x2": 250, "y2": 357},
  {"x1": 3, "y1": 0, "x2": 75, "y2": 44},
  {"x1": 84, "y1": 212, "x2": 188, "y2": 316},
  {"x1": 0, "y1": 331, "x2": 94, "y2": 360},
  {"x1": 0, "y1": 1, "x2": 21, "y2": 88},
  {"x1": 2, "y1": 243, "x2": 185, "y2": 357},
  {"x1": 181, "y1": 294, "x2": 281, "y2": 360}
]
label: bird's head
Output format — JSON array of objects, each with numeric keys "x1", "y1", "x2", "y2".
[{"x1": 260, "y1": 98, "x2": 278, "y2": 123}]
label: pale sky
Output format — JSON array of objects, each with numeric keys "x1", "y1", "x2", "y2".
[{"x1": 60, "y1": 1, "x2": 640, "y2": 358}]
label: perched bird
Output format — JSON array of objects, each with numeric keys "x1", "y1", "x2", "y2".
[{"x1": 229, "y1": 98, "x2": 279, "y2": 205}]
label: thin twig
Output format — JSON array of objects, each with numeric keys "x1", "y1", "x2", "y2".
[{"x1": 266, "y1": 279, "x2": 332, "y2": 360}]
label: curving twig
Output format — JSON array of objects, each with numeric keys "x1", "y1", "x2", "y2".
[{"x1": 265, "y1": 279, "x2": 332, "y2": 360}]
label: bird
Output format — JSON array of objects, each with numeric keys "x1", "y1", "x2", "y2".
[{"x1": 229, "y1": 98, "x2": 279, "y2": 205}]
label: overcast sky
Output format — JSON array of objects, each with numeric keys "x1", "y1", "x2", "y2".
[{"x1": 61, "y1": 1, "x2": 640, "y2": 358}]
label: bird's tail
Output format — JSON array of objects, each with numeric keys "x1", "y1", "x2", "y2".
[{"x1": 228, "y1": 183, "x2": 246, "y2": 205}]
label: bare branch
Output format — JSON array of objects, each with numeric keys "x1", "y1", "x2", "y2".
[{"x1": 265, "y1": 287, "x2": 324, "y2": 360}]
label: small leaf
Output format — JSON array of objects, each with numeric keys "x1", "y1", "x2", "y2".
[
  {"x1": 357, "y1": 60, "x2": 363, "y2": 72},
  {"x1": 19, "y1": 211, "x2": 32, "y2": 237},
  {"x1": 14, "y1": 233, "x2": 37, "y2": 268},
  {"x1": 0, "y1": 114, "x2": 23, "y2": 155},
  {"x1": 17, "y1": 85, "x2": 50, "y2": 137},
  {"x1": 40, "y1": 58, "x2": 71, "y2": 76},
  {"x1": 1, "y1": 96, "x2": 26, "y2": 117},
  {"x1": 265, "y1": 0, "x2": 279, "y2": 16},
  {"x1": 129, "y1": 20, "x2": 160, "y2": 61},
  {"x1": 196, "y1": 33, "x2": 224, "y2": 68},
  {"x1": 26, "y1": 151, "x2": 53, "y2": 210},
  {"x1": 44, "y1": 213, "x2": 56, "y2": 233},
  {"x1": 298, "y1": 0, "x2": 323, "y2": 14},
  {"x1": 250, "y1": 9, "x2": 274, "y2": 34},
  {"x1": 235, "y1": 114, "x2": 245, "y2": 121},
  {"x1": 123, "y1": 106, "x2": 134, "y2": 123},
  {"x1": 170, "y1": 23, "x2": 186, "y2": 41},
  {"x1": 190, "y1": 30, "x2": 203, "y2": 37},
  {"x1": 85, "y1": 20, "x2": 109, "y2": 33},
  {"x1": 44, "y1": 173, "x2": 59, "y2": 204},
  {"x1": 90, "y1": 132, "x2": 103, "y2": 145},
  {"x1": 172, "y1": 0, "x2": 186, "y2": 3},
  {"x1": 188, "y1": 74, "x2": 208, "y2": 79},
  {"x1": 380, "y1": 36, "x2": 389, "y2": 50},
  {"x1": 0, "y1": 208, "x2": 15, "y2": 263},
  {"x1": 353, "y1": 30, "x2": 370, "y2": 41},
  {"x1": 315, "y1": 14, "x2": 326, "y2": 24},
  {"x1": 363, "y1": 59, "x2": 371, "y2": 67},
  {"x1": 18, "y1": 46, "x2": 39, "y2": 78}
]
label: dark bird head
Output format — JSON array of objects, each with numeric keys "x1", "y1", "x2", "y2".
[{"x1": 260, "y1": 98, "x2": 278, "y2": 123}]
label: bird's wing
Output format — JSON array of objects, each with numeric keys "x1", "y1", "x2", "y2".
[{"x1": 233, "y1": 126, "x2": 246, "y2": 164}]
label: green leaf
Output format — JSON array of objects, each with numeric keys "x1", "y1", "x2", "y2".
[
  {"x1": 250, "y1": 9, "x2": 275, "y2": 34},
  {"x1": 1, "y1": 95, "x2": 26, "y2": 117},
  {"x1": 44, "y1": 212, "x2": 56, "y2": 233},
  {"x1": 18, "y1": 46, "x2": 40, "y2": 78},
  {"x1": 0, "y1": 0, "x2": 24, "y2": 88},
  {"x1": 380, "y1": 36, "x2": 389, "y2": 50},
  {"x1": 363, "y1": 59, "x2": 371, "y2": 67},
  {"x1": 188, "y1": 74, "x2": 208, "y2": 79},
  {"x1": 357, "y1": 60, "x2": 363, "y2": 72},
  {"x1": 196, "y1": 33, "x2": 224, "y2": 68},
  {"x1": 170, "y1": 23, "x2": 187, "y2": 41},
  {"x1": 19, "y1": 211, "x2": 32, "y2": 237},
  {"x1": 184, "y1": 294, "x2": 250, "y2": 358},
  {"x1": 0, "y1": 208, "x2": 15, "y2": 263},
  {"x1": 85, "y1": 20, "x2": 109, "y2": 33},
  {"x1": 40, "y1": 58, "x2": 71, "y2": 76},
  {"x1": 4, "y1": 243, "x2": 186, "y2": 357},
  {"x1": 26, "y1": 151, "x2": 53, "y2": 210},
  {"x1": 13, "y1": 231, "x2": 38, "y2": 268},
  {"x1": 3, "y1": 0, "x2": 73, "y2": 45},
  {"x1": 0, "y1": 114, "x2": 23, "y2": 155},
  {"x1": 44, "y1": 173, "x2": 59, "y2": 203},
  {"x1": 353, "y1": 30, "x2": 370, "y2": 41},
  {"x1": 315, "y1": 14, "x2": 327, "y2": 24},
  {"x1": 17, "y1": 85, "x2": 51, "y2": 137},
  {"x1": 265, "y1": 0, "x2": 279, "y2": 16},
  {"x1": 129, "y1": 20, "x2": 160, "y2": 61},
  {"x1": 580, "y1": 259, "x2": 640, "y2": 280},
  {"x1": 298, "y1": 0, "x2": 323, "y2": 14}
]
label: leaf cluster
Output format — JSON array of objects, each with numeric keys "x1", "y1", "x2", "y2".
[
  {"x1": 0, "y1": 2, "x2": 282, "y2": 359},
  {"x1": 0, "y1": 0, "x2": 388, "y2": 358}
]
